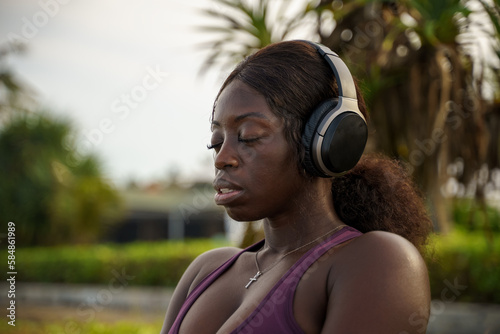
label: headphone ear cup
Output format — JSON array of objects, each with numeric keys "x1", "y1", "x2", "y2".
[
  {"x1": 302, "y1": 99, "x2": 339, "y2": 177},
  {"x1": 321, "y1": 111, "x2": 368, "y2": 174}
]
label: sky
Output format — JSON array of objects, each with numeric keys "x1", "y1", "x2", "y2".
[{"x1": 0, "y1": 0, "x2": 240, "y2": 187}]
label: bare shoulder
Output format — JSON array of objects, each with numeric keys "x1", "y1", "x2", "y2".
[
  {"x1": 322, "y1": 231, "x2": 431, "y2": 333},
  {"x1": 188, "y1": 246, "x2": 243, "y2": 289},
  {"x1": 160, "y1": 246, "x2": 242, "y2": 333},
  {"x1": 334, "y1": 230, "x2": 429, "y2": 291},
  {"x1": 344, "y1": 230, "x2": 425, "y2": 265}
]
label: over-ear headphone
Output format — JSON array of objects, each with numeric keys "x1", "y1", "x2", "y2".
[{"x1": 300, "y1": 40, "x2": 368, "y2": 177}]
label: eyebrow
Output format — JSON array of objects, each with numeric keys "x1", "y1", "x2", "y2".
[{"x1": 211, "y1": 112, "x2": 270, "y2": 127}]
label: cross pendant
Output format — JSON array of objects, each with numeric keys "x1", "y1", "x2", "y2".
[{"x1": 245, "y1": 271, "x2": 262, "y2": 289}]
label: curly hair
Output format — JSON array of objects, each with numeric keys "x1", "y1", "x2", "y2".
[
  {"x1": 331, "y1": 154, "x2": 432, "y2": 250},
  {"x1": 214, "y1": 40, "x2": 433, "y2": 251}
]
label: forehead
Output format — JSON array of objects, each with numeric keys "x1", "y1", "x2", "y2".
[{"x1": 213, "y1": 80, "x2": 279, "y2": 126}]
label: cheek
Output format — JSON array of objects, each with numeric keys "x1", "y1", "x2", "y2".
[
  {"x1": 269, "y1": 139, "x2": 298, "y2": 173},
  {"x1": 238, "y1": 144, "x2": 260, "y2": 163},
  {"x1": 253, "y1": 145, "x2": 300, "y2": 190}
]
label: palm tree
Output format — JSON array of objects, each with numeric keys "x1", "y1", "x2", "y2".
[
  {"x1": 197, "y1": 0, "x2": 319, "y2": 75},
  {"x1": 317, "y1": 0, "x2": 500, "y2": 233},
  {"x1": 197, "y1": 0, "x2": 500, "y2": 234}
]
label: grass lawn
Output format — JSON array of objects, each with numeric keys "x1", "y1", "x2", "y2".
[{"x1": 0, "y1": 304, "x2": 164, "y2": 334}]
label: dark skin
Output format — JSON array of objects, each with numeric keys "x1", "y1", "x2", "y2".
[{"x1": 161, "y1": 80, "x2": 431, "y2": 334}]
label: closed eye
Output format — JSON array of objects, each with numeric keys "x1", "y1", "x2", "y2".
[
  {"x1": 207, "y1": 137, "x2": 261, "y2": 151},
  {"x1": 239, "y1": 137, "x2": 260, "y2": 144},
  {"x1": 207, "y1": 142, "x2": 222, "y2": 150}
]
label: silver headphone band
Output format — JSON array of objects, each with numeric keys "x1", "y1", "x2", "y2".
[{"x1": 297, "y1": 40, "x2": 358, "y2": 100}]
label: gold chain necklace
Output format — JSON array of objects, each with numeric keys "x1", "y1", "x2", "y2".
[{"x1": 244, "y1": 224, "x2": 346, "y2": 289}]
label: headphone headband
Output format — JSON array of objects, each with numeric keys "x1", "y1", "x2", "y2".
[
  {"x1": 297, "y1": 40, "x2": 368, "y2": 177},
  {"x1": 298, "y1": 40, "x2": 358, "y2": 100}
]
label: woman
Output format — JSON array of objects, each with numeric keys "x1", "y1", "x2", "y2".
[{"x1": 161, "y1": 40, "x2": 432, "y2": 333}]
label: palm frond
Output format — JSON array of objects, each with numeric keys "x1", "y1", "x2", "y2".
[{"x1": 196, "y1": 0, "x2": 319, "y2": 75}]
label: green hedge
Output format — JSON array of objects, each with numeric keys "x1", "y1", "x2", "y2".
[
  {"x1": 425, "y1": 229, "x2": 500, "y2": 304},
  {"x1": 10, "y1": 239, "x2": 228, "y2": 287},
  {"x1": 6, "y1": 231, "x2": 500, "y2": 304}
]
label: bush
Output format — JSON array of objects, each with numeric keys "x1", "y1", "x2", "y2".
[
  {"x1": 452, "y1": 198, "x2": 500, "y2": 232},
  {"x1": 425, "y1": 229, "x2": 500, "y2": 304},
  {"x1": 10, "y1": 239, "x2": 228, "y2": 287}
]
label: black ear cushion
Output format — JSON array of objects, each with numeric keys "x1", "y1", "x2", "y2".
[
  {"x1": 301, "y1": 98, "x2": 339, "y2": 177},
  {"x1": 321, "y1": 111, "x2": 368, "y2": 174}
]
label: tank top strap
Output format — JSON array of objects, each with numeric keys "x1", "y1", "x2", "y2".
[
  {"x1": 231, "y1": 226, "x2": 362, "y2": 333},
  {"x1": 169, "y1": 240, "x2": 265, "y2": 334}
]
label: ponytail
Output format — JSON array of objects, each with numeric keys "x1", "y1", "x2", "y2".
[{"x1": 331, "y1": 154, "x2": 433, "y2": 252}]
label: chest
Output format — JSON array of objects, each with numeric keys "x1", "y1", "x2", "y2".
[{"x1": 178, "y1": 252, "x2": 333, "y2": 334}]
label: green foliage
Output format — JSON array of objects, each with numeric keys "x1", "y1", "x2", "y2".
[
  {"x1": 405, "y1": 0, "x2": 471, "y2": 45},
  {"x1": 12, "y1": 239, "x2": 228, "y2": 287},
  {"x1": 452, "y1": 198, "x2": 500, "y2": 232},
  {"x1": 0, "y1": 112, "x2": 123, "y2": 246},
  {"x1": 198, "y1": 0, "x2": 316, "y2": 74},
  {"x1": 426, "y1": 229, "x2": 500, "y2": 303}
]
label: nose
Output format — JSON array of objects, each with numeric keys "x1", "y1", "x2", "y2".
[{"x1": 214, "y1": 141, "x2": 239, "y2": 170}]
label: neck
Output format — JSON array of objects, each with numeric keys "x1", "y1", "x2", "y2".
[
  {"x1": 261, "y1": 212, "x2": 343, "y2": 255},
  {"x1": 260, "y1": 179, "x2": 344, "y2": 255}
]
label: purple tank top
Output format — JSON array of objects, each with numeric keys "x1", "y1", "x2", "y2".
[{"x1": 169, "y1": 226, "x2": 361, "y2": 334}]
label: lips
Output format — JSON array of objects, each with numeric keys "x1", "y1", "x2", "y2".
[{"x1": 213, "y1": 180, "x2": 244, "y2": 205}]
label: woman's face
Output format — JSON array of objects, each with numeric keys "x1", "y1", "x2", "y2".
[{"x1": 210, "y1": 80, "x2": 305, "y2": 222}]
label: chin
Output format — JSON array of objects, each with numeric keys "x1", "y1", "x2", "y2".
[{"x1": 225, "y1": 207, "x2": 264, "y2": 223}]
